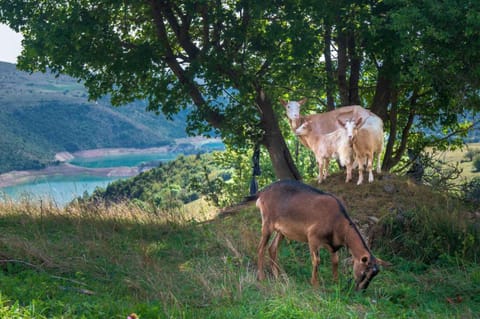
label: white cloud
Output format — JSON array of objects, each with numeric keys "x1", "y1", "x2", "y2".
[{"x1": 0, "y1": 24, "x2": 23, "y2": 64}]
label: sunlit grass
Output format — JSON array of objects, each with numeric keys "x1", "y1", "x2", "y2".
[{"x1": 0, "y1": 181, "x2": 479, "y2": 318}]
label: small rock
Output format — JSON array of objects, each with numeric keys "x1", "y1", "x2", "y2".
[
  {"x1": 383, "y1": 183, "x2": 396, "y2": 193},
  {"x1": 368, "y1": 216, "x2": 379, "y2": 223}
]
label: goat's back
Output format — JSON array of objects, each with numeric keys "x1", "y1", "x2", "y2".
[
  {"x1": 256, "y1": 180, "x2": 346, "y2": 227},
  {"x1": 305, "y1": 105, "x2": 373, "y2": 135}
]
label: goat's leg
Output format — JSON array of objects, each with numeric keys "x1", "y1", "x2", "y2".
[
  {"x1": 376, "y1": 151, "x2": 382, "y2": 174},
  {"x1": 330, "y1": 251, "x2": 339, "y2": 281},
  {"x1": 323, "y1": 158, "x2": 330, "y2": 179},
  {"x1": 345, "y1": 162, "x2": 352, "y2": 183},
  {"x1": 308, "y1": 243, "x2": 321, "y2": 287},
  {"x1": 367, "y1": 155, "x2": 374, "y2": 183},
  {"x1": 316, "y1": 158, "x2": 324, "y2": 184},
  {"x1": 268, "y1": 233, "x2": 284, "y2": 279},
  {"x1": 357, "y1": 156, "x2": 364, "y2": 185},
  {"x1": 257, "y1": 228, "x2": 272, "y2": 281}
]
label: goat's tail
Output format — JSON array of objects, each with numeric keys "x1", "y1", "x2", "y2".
[{"x1": 217, "y1": 194, "x2": 259, "y2": 218}]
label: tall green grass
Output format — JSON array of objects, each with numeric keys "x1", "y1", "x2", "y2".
[{"x1": 0, "y1": 197, "x2": 479, "y2": 318}]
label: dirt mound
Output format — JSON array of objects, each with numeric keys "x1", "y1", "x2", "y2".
[{"x1": 311, "y1": 172, "x2": 463, "y2": 219}]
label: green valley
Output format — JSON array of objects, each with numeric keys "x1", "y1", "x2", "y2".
[{"x1": 0, "y1": 62, "x2": 188, "y2": 173}]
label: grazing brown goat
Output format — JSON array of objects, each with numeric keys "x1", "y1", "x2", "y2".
[{"x1": 255, "y1": 180, "x2": 388, "y2": 290}]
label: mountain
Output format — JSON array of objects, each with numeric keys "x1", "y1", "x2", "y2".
[{"x1": 0, "y1": 62, "x2": 188, "y2": 173}]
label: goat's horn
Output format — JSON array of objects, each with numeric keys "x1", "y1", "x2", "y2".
[{"x1": 376, "y1": 258, "x2": 392, "y2": 267}]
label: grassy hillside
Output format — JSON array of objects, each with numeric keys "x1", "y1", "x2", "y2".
[
  {"x1": 0, "y1": 62, "x2": 188, "y2": 173},
  {"x1": 0, "y1": 173, "x2": 479, "y2": 318}
]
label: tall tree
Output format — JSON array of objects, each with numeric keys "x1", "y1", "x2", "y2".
[
  {"x1": 1, "y1": 0, "x2": 479, "y2": 177},
  {"x1": 0, "y1": 0, "x2": 323, "y2": 180}
]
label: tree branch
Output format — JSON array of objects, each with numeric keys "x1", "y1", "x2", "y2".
[{"x1": 149, "y1": 0, "x2": 224, "y2": 128}]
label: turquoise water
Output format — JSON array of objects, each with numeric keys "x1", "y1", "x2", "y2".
[
  {"x1": 0, "y1": 151, "x2": 180, "y2": 206},
  {"x1": 0, "y1": 175, "x2": 120, "y2": 206}
]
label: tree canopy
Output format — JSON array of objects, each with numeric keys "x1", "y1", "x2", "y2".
[{"x1": 1, "y1": 0, "x2": 480, "y2": 179}]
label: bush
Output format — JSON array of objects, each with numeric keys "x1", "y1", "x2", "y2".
[
  {"x1": 473, "y1": 155, "x2": 480, "y2": 172},
  {"x1": 463, "y1": 149, "x2": 480, "y2": 162},
  {"x1": 373, "y1": 206, "x2": 479, "y2": 263},
  {"x1": 461, "y1": 176, "x2": 480, "y2": 207}
]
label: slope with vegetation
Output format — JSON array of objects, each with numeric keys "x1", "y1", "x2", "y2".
[
  {"x1": 76, "y1": 153, "x2": 231, "y2": 212},
  {"x1": 0, "y1": 62, "x2": 188, "y2": 174},
  {"x1": 0, "y1": 172, "x2": 479, "y2": 318}
]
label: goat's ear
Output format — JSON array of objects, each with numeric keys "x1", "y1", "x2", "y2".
[
  {"x1": 337, "y1": 118, "x2": 346, "y2": 127},
  {"x1": 279, "y1": 98, "x2": 288, "y2": 107},
  {"x1": 376, "y1": 258, "x2": 392, "y2": 267},
  {"x1": 356, "y1": 117, "x2": 363, "y2": 127},
  {"x1": 299, "y1": 98, "x2": 307, "y2": 105}
]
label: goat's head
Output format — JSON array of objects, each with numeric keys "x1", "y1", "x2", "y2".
[
  {"x1": 353, "y1": 255, "x2": 390, "y2": 290},
  {"x1": 280, "y1": 98, "x2": 307, "y2": 121},
  {"x1": 295, "y1": 120, "x2": 311, "y2": 136},
  {"x1": 353, "y1": 255, "x2": 379, "y2": 290},
  {"x1": 339, "y1": 117, "x2": 362, "y2": 141}
]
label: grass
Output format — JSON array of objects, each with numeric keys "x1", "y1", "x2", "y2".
[{"x1": 0, "y1": 174, "x2": 479, "y2": 318}]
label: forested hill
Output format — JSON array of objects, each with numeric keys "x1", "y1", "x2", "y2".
[{"x1": 0, "y1": 62, "x2": 188, "y2": 173}]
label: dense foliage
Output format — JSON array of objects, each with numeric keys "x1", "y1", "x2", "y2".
[
  {"x1": 2, "y1": 0, "x2": 480, "y2": 179},
  {"x1": 76, "y1": 153, "x2": 233, "y2": 211}
]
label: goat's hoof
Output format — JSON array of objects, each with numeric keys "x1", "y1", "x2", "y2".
[{"x1": 257, "y1": 273, "x2": 265, "y2": 281}]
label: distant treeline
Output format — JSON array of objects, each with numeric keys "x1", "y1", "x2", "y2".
[{"x1": 75, "y1": 153, "x2": 231, "y2": 211}]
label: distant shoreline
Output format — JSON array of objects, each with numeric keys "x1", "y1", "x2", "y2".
[
  {"x1": 0, "y1": 163, "x2": 140, "y2": 188},
  {"x1": 0, "y1": 137, "x2": 222, "y2": 188}
]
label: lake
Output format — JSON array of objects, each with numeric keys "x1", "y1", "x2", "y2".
[
  {"x1": 0, "y1": 151, "x2": 181, "y2": 206},
  {"x1": 0, "y1": 175, "x2": 119, "y2": 206}
]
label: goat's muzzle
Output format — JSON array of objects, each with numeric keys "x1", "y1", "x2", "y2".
[{"x1": 355, "y1": 263, "x2": 379, "y2": 291}]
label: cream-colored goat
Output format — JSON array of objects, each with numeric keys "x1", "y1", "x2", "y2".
[
  {"x1": 281, "y1": 99, "x2": 382, "y2": 181},
  {"x1": 295, "y1": 120, "x2": 353, "y2": 183},
  {"x1": 340, "y1": 117, "x2": 384, "y2": 184}
]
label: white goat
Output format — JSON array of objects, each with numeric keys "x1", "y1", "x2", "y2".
[
  {"x1": 340, "y1": 117, "x2": 384, "y2": 185},
  {"x1": 295, "y1": 120, "x2": 353, "y2": 183},
  {"x1": 281, "y1": 99, "x2": 382, "y2": 180},
  {"x1": 280, "y1": 98, "x2": 376, "y2": 135}
]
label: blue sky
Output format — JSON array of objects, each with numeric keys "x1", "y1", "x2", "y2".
[{"x1": 0, "y1": 24, "x2": 23, "y2": 64}]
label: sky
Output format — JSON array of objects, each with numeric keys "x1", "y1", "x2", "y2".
[{"x1": 0, "y1": 24, "x2": 23, "y2": 64}]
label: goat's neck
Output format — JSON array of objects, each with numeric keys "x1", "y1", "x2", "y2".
[
  {"x1": 289, "y1": 117, "x2": 305, "y2": 131},
  {"x1": 342, "y1": 220, "x2": 371, "y2": 259}
]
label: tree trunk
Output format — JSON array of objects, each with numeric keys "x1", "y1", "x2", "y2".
[
  {"x1": 255, "y1": 87, "x2": 302, "y2": 180},
  {"x1": 370, "y1": 67, "x2": 392, "y2": 122},
  {"x1": 337, "y1": 30, "x2": 349, "y2": 106},
  {"x1": 382, "y1": 93, "x2": 398, "y2": 171},
  {"x1": 386, "y1": 92, "x2": 417, "y2": 170},
  {"x1": 348, "y1": 33, "x2": 361, "y2": 105},
  {"x1": 371, "y1": 65, "x2": 394, "y2": 170},
  {"x1": 324, "y1": 23, "x2": 335, "y2": 111}
]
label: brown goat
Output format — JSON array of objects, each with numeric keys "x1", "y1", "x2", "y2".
[{"x1": 255, "y1": 180, "x2": 388, "y2": 290}]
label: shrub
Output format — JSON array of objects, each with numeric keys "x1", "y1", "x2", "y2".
[
  {"x1": 461, "y1": 176, "x2": 480, "y2": 207},
  {"x1": 463, "y1": 149, "x2": 480, "y2": 162},
  {"x1": 473, "y1": 155, "x2": 480, "y2": 172},
  {"x1": 373, "y1": 206, "x2": 479, "y2": 263}
]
